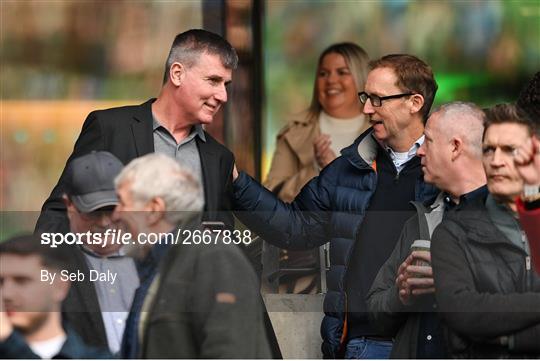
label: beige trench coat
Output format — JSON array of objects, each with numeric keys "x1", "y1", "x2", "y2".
[
  {"x1": 263, "y1": 117, "x2": 321, "y2": 203},
  {"x1": 264, "y1": 116, "x2": 369, "y2": 202}
]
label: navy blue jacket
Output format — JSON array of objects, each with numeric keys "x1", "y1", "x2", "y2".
[
  {"x1": 233, "y1": 129, "x2": 437, "y2": 358},
  {"x1": 0, "y1": 328, "x2": 110, "y2": 359}
]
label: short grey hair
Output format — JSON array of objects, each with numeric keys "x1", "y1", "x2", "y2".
[
  {"x1": 115, "y1": 153, "x2": 204, "y2": 225},
  {"x1": 163, "y1": 29, "x2": 238, "y2": 84},
  {"x1": 432, "y1": 101, "x2": 485, "y2": 159}
]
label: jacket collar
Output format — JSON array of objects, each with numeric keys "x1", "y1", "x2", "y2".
[
  {"x1": 341, "y1": 127, "x2": 378, "y2": 171},
  {"x1": 57, "y1": 326, "x2": 106, "y2": 358},
  {"x1": 446, "y1": 194, "x2": 527, "y2": 253}
]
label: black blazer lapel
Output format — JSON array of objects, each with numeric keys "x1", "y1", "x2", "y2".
[
  {"x1": 197, "y1": 136, "x2": 219, "y2": 215},
  {"x1": 131, "y1": 99, "x2": 156, "y2": 156},
  {"x1": 63, "y1": 248, "x2": 108, "y2": 348}
]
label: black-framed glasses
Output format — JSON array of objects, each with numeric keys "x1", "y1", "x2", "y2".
[{"x1": 358, "y1": 91, "x2": 414, "y2": 107}]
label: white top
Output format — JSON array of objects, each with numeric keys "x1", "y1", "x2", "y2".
[
  {"x1": 319, "y1": 111, "x2": 366, "y2": 155},
  {"x1": 29, "y1": 334, "x2": 66, "y2": 359}
]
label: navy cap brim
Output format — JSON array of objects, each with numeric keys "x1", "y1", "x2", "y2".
[{"x1": 71, "y1": 190, "x2": 118, "y2": 213}]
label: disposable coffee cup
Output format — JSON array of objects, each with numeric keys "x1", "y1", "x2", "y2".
[{"x1": 410, "y1": 240, "x2": 431, "y2": 268}]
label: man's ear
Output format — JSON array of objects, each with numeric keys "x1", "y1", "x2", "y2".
[
  {"x1": 147, "y1": 197, "x2": 166, "y2": 225},
  {"x1": 63, "y1": 195, "x2": 75, "y2": 219},
  {"x1": 169, "y1": 62, "x2": 186, "y2": 86},
  {"x1": 451, "y1": 137, "x2": 463, "y2": 161},
  {"x1": 409, "y1": 94, "x2": 425, "y2": 115}
]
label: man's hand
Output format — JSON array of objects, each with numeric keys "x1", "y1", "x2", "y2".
[
  {"x1": 314, "y1": 134, "x2": 337, "y2": 169},
  {"x1": 406, "y1": 251, "x2": 435, "y2": 296},
  {"x1": 396, "y1": 254, "x2": 414, "y2": 305},
  {"x1": 0, "y1": 298, "x2": 13, "y2": 342},
  {"x1": 232, "y1": 164, "x2": 239, "y2": 182},
  {"x1": 396, "y1": 251, "x2": 435, "y2": 306},
  {"x1": 514, "y1": 136, "x2": 540, "y2": 185}
]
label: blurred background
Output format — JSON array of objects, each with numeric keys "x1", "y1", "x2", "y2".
[{"x1": 1, "y1": 0, "x2": 539, "y2": 236}]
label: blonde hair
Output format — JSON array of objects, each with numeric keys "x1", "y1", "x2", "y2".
[{"x1": 306, "y1": 42, "x2": 369, "y2": 122}]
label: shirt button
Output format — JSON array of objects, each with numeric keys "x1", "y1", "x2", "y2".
[
  {"x1": 432, "y1": 303, "x2": 437, "y2": 309},
  {"x1": 117, "y1": 319, "x2": 123, "y2": 324},
  {"x1": 427, "y1": 335, "x2": 432, "y2": 341},
  {"x1": 110, "y1": 288, "x2": 116, "y2": 294}
]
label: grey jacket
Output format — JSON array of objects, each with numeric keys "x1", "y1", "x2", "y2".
[{"x1": 139, "y1": 240, "x2": 273, "y2": 359}]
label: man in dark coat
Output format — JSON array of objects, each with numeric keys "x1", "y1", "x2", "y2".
[
  {"x1": 366, "y1": 102, "x2": 487, "y2": 358},
  {"x1": 113, "y1": 153, "x2": 272, "y2": 359},
  {"x1": 60, "y1": 151, "x2": 138, "y2": 355},
  {"x1": 232, "y1": 54, "x2": 439, "y2": 358},
  {"x1": 35, "y1": 29, "x2": 238, "y2": 234},
  {"x1": 431, "y1": 104, "x2": 540, "y2": 358}
]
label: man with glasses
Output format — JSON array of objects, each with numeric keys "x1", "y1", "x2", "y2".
[
  {"x1": 61, "y1": 151, "x2": 139, "y2": 356},
  {"x1": 232, "y1": 54, "x2": 438, "y2": 358}
]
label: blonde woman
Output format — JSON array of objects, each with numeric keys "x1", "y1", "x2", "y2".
[
  {"x1": 264, "y1": 43, "x2": 369, "y2": 293},
  {"x1": 265, "y1": 43, "x2": 370, "y2": 202}
]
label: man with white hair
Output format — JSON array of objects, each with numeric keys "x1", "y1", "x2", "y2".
[
  {"x1": 367, "y1": 102, "x2": 487, "y2": 358},
  {"x1": 114, "y1": 153, "x2": 271, "y2": 359}
]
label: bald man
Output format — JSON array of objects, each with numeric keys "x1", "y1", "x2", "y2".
[{"x1": 366, "y1": 102, "x2": 487, "y2": 358}]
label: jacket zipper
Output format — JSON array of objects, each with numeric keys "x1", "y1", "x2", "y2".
[
  {"x1": 525, "y1": 256, "x2": 532, "y2": 291},
  {"x1": 522, "y1": 230, "x2": 532, "y2": 290}
]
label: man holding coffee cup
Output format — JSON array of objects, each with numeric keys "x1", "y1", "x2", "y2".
[{"x1": 367, "y1": 102, "x2": 487, "y2": 358}]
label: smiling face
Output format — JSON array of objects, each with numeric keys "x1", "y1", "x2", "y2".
[
  {"x1": 482, "y1": 122, "x2": 530, "y2": 202},
  {"x1": 316, "y1": 52, "x2": 361, "y2": 118},
  {"x1": 173, "y1": 52, "x2": 232, "y2": 126},
  {"x1": 362, "y1": 67, "x2": 419, "y2": 144}
]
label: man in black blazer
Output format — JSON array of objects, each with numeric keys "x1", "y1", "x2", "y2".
[{"x1": 35, "y1": 29, "x2": 238, "y2": 234}]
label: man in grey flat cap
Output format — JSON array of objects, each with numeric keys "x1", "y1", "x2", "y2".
[{"x1": 61, "y1": 151, "x2": 139, "y2": 356}]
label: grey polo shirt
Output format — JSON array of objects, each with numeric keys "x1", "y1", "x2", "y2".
[
  {"x1": 152, "y1": 115, "x2": 205, "y2": 187},
  {"x1": 81, "y1": 247, "x2": 139, "y2": 355}
]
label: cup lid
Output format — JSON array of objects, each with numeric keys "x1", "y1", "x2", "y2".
[{"x1": 410, "y1": 239, "x2": 431, "y2": 249}]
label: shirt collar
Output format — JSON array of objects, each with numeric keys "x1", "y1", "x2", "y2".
[
  {"x1": 152, "y1": 116, "x2": 206, "y2": 142},
  {"x1": 384, "y1": 135, "x2": 425, "y2": 159},
  {"x1": 443, "y1": 184, "x2": 488, "y2": 211}
]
